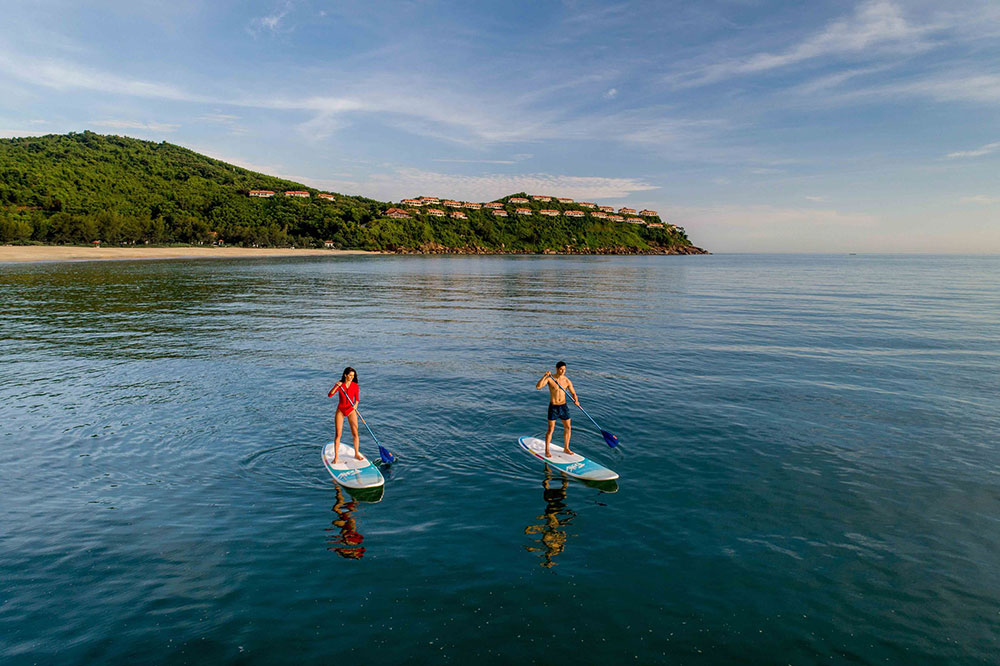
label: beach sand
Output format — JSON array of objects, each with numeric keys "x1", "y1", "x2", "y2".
[{"x1": 0, "y1": 245, "x2": 373, "y2": 263}]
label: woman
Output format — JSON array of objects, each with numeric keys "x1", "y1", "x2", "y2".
[{"x1": 328, "y1": 367, "x2": 363, "y2": 463}]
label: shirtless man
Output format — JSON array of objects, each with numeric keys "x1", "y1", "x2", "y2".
[{"x1": 535, "y1": 361, "x2": 580, "y2": 458}]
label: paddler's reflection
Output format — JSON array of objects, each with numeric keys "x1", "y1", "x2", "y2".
[
  {"x1": 326, "y1": 485, "x2": 365, "y2": 559},
  {"x1": 524, "y1": 468, "x2": 577, "y2": 568}
]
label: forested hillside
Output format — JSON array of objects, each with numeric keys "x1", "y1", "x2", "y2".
[{"x1": 0, "y1": 132, "x2": 703, "y2": 253}]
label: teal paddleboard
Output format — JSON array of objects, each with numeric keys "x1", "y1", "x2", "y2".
[
  {"x1": 323, "y1": 442, "x2": 385, "y2": 489},
  {"x1": 518, "y1": 436, "x2": 619, "y2": 481}
]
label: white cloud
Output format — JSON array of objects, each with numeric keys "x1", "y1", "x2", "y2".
[
  {"x1": 0, "y1": 129, "x2": 51, "y2": 138},
  {"x1": 670, "y1": 0, "x2": 930, "y2": 87},
  {"x1": 960, "y1": 195, "x2": 1000, "y2": 205},
  {"x1": 297, "y1": 168, "x2": 659, "y2": 203},
  {"x1": 946, "y1": 140, "x2": 1000, "y2": 159},
  {"x1": 90, "y1": 119, "x2": 179, "y2": 132},
  {"x1": 249, "y1": 1, "x2": 296, "y2": 35},
  {"x1": 805, "y1": 195, "x2": 829, "y2": 202},
  {"x1": 604, "y1": 88, "x2": 618, "y2": 99}
]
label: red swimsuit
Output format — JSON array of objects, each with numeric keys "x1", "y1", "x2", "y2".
[{"x1": 337, "y1": 382, "x2": 359, "y2": 416}]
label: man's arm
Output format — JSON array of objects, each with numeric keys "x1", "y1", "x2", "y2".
[
  {"x1": 535, "y1": 371, "x2": 552, "y2": 390},
  {"x1": 567, "y1": 380, "x2": 580, "y2": 405}
]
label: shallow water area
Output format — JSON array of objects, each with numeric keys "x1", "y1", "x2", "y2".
[{"x1": 2, "y1": 254, "x2": 999, "y2": 664}]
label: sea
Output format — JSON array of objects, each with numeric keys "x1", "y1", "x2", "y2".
[{"x1": 1, "y1": 254, "x2": 997, "y2": 664}]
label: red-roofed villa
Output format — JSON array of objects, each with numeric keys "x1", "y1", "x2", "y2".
[
  {"x1": 386, "y1": 208, "x2": 410, "y2": 219},
  {"x1": 515, "y1": 208, "x2": 532, "y2": 215},
  {"x1": 639, "y1": 209, "x2": 658, "y2": 217},
  {"x1": 565, "y1": 210, "x2": 585, "y2": 218},
  {"x1": 285, "y1": 191, "x2": 310, "y2": 198},
  {"x1": 618, "y1": 207, "x2": 636, "y2": 215},
  {"x1": 249, "y1": 190, "x2": 275, "y2": 198},
  {"x1": 599, "y1": 205, "x2": 614, "y2": 212}
]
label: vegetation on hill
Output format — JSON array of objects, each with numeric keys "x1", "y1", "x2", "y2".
[{"x1": 0, "y1": 132, "x2": 702, "y2": 253}]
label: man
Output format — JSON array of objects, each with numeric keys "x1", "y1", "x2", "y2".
[{"x1": 535, "y1": 361, "x2": 580, "y2": 458}]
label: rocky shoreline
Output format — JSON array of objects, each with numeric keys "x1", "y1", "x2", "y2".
[{"x1": 391, "y1": 243, "x2": 710, "y2": 255}]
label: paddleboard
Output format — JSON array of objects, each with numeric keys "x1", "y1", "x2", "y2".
[
  {"x1": 322, "y1": 442, "x2": 385, "y2": 489},
  {"x1": 518, "y1": 436, "x2": 619, "y2": 481}
]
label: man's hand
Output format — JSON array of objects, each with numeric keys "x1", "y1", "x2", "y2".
[{"x1": 543, "y1": 371, "x2": 552, "y2": 378}]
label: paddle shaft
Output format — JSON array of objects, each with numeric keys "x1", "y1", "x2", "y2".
[
  {"x1": 334, "y1": 384, "x2": 382, "y2": 448},
  {"x1": 544, "y1": 374, "x2": 618, "y2": 446}
]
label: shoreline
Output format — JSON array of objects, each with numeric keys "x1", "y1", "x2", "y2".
[
  {"x1": 0, "y1": 245, "x2": 373, "y2": 264},
  {"x1": 0, "y1": 243, "x2": 709, "y2": 264}
]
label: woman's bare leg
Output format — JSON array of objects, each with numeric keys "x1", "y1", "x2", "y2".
[
  {"x1": 334, "y1": 410, "x2": 344, "y2": 463},
  {"x1": 349, "y1": 412, "x2": 362, "y2": 459}
]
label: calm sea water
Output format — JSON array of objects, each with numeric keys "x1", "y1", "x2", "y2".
[{"x1": 1, "y1": 254, "x2": 998, "y2": 664}]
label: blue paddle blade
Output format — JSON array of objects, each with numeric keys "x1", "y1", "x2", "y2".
[
  {"x1": 602, "y1": 430, "x2": 619, "y2": 448},
  {"x1": 378, "y1": 446, "x2": 395, "y2": 465}
]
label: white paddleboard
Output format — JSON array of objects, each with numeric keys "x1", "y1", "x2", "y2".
[
  {"x1": 518, "y1": 436, "x2": 619, "y2": 481},
  {"x1": 322, "y1": 442, "x2": 385, "y2": 489}
]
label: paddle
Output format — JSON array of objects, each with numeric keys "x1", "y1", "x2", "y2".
[
  {"x1": 547, "y1": 375, "x2": 619, "y2": 448},
  {"x1": 333, "y1": 384, "x2": 395, "y2": 464}
]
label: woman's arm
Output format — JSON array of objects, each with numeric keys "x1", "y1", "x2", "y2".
[{"x1": 328, "y1": 381, "x2": 342, "y2": 398}]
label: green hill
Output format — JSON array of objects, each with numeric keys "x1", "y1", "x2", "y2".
[{"x1": 0, "y1": 132, "x2": 704, "y2": 254}]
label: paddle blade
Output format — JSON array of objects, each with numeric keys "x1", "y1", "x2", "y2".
[
  {"x1": 602, "y1": 430, "x2": 619, "y2": 448},
  {"x1": 378, "y1": 445, "x2": 395, "y2": 465}
]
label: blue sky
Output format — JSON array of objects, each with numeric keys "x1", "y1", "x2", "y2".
[{"x1": 1, "y1": 0, "x2": 998, "y2": 251}]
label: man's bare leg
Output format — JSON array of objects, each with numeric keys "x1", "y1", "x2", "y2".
[
  {"x1": 562, "y1": 419, "x2": 573, "y2": 455},
  {"x1": 544, "y1": 420, "x2": 556, "y2": 457}
]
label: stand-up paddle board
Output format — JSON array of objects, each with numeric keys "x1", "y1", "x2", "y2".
[
  {"x1": 518, "y1": 436, "x2": 619, "y2": 481},
  {"x1": 323, "y1": 442, "x2": 385, "y2": 489}
]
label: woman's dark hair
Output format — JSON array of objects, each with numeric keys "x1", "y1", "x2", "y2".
[{"x1": 341, "y1": 367, "x2": 358, "y2": 383}]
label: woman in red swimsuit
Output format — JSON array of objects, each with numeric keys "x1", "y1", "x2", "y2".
[{"x1": 328, "y1": 367, "x2": 363, "y2": 463}]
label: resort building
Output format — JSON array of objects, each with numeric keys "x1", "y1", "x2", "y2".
[
  {"x1": 450, "y1": 211, "x2": 467, "y2": 219},
  {"x1": 318, "y1": 193, "x2": 334, "y2": 201},
  {"x1": 539, "y1": 209, "x2": 559, "y2": 216},
  {"x1": 324, "y1": 240, "x2": 335, "y2": 248},
  {"x1": 492, "y1": 209, "x2": 508, "y2": 217},
  {"x1": 579, "y1": 202, "x2": 596, "y2": 209},
  {"x1": 464, "y1": 202, "x2": 482, "y2": 210},
  {"x1": 531, "y1": 195, "x2": 552, "y2": 202},
  {"x1": 385, "y1": 208, "x2": 410, "y2": 219},
  {"x1": 285, "y1": 191, "x2": 310, "y2": 198},
  {"x1": 618, "y1": 207, "x2": 636, "y2": 215},
  {"x1": 509, "y1": 197, "x2": 529, "y2": 204},
  {"x1": 444, "y1": 200, "x2": 463, "y2": 208},
  {"x1": 565, "y1": 210, "x2": 585, "y2": 218},
  {"x1": 249, "y1": 190, "x2": 275, "y2": 197},
  {"x1": 557, "y1": 197, "x2": 574, "y2": 203},
  {"x1": 646, "y1": 222, "x2": 664, "y2": 228},
  {"x1": 626, "y1": 217, "x2": 644, "y2": 224},
  {"x1": 609, "y1": 215, "x2": 624, "y2": 222},
  {"x1": 639, "y1": 209, "x2": 658, "y2": 217},
  {"x1": 427, "y1": 208, "x2": 445, "y2": 217},
  {"x1": 484, "y1": 202, "x2": 505, "y2": 209},
  {"x1": 599, "y1": 205, "x2": 615, "y2": 212},
  {"x1": 593, "y1": 212, "x2": 608, "y2": 219},
  {"x1": 516, "y1": 208, "x2": 532, "y2": 215},
  {"x1": 401, "y1": 198, "x2": 423, "y2": 206},
  {"x1": 420, "y1": 196, "x2": 440, "y2": 204}
]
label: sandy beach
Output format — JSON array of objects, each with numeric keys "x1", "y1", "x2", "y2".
[{"x1": 0, "y1": 245, "x2": 373, "y2": 263}]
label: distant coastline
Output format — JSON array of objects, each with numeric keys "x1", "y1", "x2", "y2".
[
  {"x1": 0, "y1": 245, "x2": 371, "y2": 263},
  {"x1": 1, "y1": 243, "x2": 708, "y2": 264}
]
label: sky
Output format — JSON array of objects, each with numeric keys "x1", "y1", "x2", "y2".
[{"x1": 0, "y1": 0, "x2": 998, "y2": 252}]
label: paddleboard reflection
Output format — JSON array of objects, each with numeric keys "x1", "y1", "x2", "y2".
[
  {"x1": 524, "y1": 468, "x2": 577, "y2": 568},
  {"x1": 326, "y1": 485, "x2": 382, "y2": 559}
]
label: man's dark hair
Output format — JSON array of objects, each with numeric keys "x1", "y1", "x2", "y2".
[{"x1": 555, "y1": 361, "x2": 566, "y2": 369}]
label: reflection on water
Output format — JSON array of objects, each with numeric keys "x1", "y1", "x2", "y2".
[
  {"x1": 524, "y1": 468, "x2": 577, "y2": 568},
  {"x1": 326, "y1": 486, "x2": 367, "y2": 559}
]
